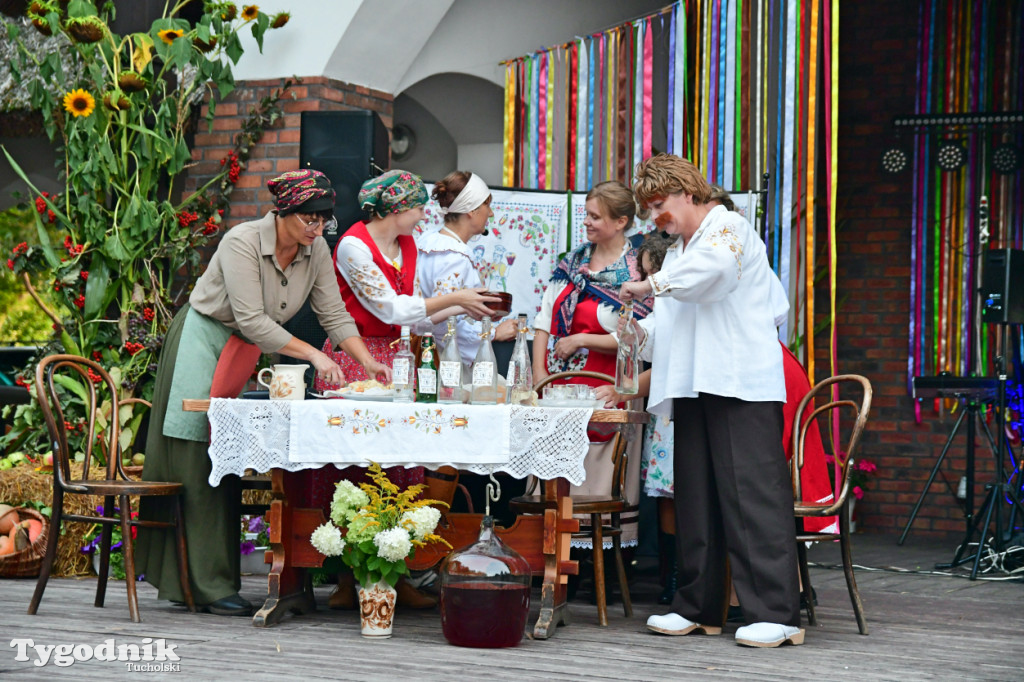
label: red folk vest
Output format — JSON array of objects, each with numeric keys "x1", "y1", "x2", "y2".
[{"x1": 333, "y1": 221, "x2": 418, "y2": 338}]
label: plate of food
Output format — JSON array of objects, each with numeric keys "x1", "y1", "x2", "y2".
[{"x1": 323, "y1": 379, "x2": 397, "y2": 401}]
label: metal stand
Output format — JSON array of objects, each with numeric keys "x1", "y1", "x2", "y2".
[
  {"x1": 950, "y1": 325, "x2": 1024, "y2": 578},
  {"x1": 898, "y1": 396, "x2": 998, "y2": 546}
]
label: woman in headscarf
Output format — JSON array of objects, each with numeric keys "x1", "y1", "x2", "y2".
[
  {"x1": 311, "y1": 169, "x2": 497, "y2": 609},
  {"x1": 417, "y1": 171, "x2": 517, "y2": 365},
  {"x1": 136, "y1": 170, "x2": 390, "y2": 617}
]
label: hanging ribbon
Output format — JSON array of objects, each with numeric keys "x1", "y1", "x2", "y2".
[
  {"x1": 642, "y1": 16, "x2": 654, "y2": 163},
  {"x1": 805, "y1": 0, "x2": 819, "y2": 381},
  {"x1": 503, "y1": 62, "x2": 515, "y2": 187},
  {"x1": 632, "y1": 21, "x2": 644, "y2": 178},
  {"x1": 569, "y1": 41, "x2": 580, "y2": 191},
  {"x1": 723, "y1": 0, "x2": 736, "y2": 186},
  {"x1": 538, "y1": 51, "x2": 547, "y2": 190},
  {"x1": 667, "y1": 5, "x2": 676, "y2": 156}
]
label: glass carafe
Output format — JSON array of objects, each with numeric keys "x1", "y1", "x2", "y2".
[
  {"x1": 615, "y1": 301, "x2": 639, "y2": 395},
  {"x1": 440, "y1": 515, "x2": 532, "y2": 648},
  {"x1": 470, "y1": 317, "x2": 498, "y2": 405},
  {"x1": 506, "y1": 314, "x2": 534, "y2": 404},
  {"x1": 438, "y1": 317, "x2": 463, "y2": 404}
]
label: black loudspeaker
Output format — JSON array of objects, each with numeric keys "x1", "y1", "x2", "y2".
[
  {"x1": 981, "y1": 248, "x2": 1024, "y2": 324},
  {"x1": 299, "y1": 110, "x2": 389, "y2": 252},
  {"x1": 288, "y1": 111, "x2": 388, "y2": 351}
]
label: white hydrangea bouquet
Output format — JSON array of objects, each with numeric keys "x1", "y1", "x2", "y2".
[{"x1": 310, "y1": 462, "x2": 450, "y2": 588}]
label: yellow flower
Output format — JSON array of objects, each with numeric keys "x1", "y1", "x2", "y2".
[
  {"x1": 241, "y1": 5, "x2": 258, "y2": 21},
  {"x1": 158, "y1": 28, "x2": 184, "y2": 45},
  {"x1": 62, "y1": 89, "x2": 95, "y2": 118}
]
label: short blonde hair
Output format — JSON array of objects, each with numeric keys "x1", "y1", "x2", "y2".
[
  {"x1": 586, "y1": 181, "x2": 636, "y2": 230},
  {"x1": 633, "y1": 154, "x2": 712, "y2": 209}
]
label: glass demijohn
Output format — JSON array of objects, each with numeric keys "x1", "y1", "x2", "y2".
[
  {"x1": 417, "y1": 331, "x2": 437, "y2": 403},
  {"x1": 615, "y1": 302, "x2": 639, "y2": 395},
  {"x1": 392, "y1": 325, "x2": 415, "y2": 403},
  {"x1": 470, "y1": 317, "x2": 498, "y2": 404},
  {"x1": 438, "y1": 317, "x2": 463, "y2": 404},
  {"x1": 440, "y1": 515, "x2": 531, "y2": 648}
]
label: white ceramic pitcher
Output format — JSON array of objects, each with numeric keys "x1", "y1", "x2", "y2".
[{"x1": 257, "y1": 364, "x2": 310, "y2": 400}]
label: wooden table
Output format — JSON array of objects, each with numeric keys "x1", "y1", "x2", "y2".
[{"x1": 184, "y1": 399, "x2": 647, "y2": 637}]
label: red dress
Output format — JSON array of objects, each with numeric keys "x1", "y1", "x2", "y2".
[
  {"x1": 781, "y1": 343, "x2": 838, "y2": 534},
  {"x1": 298, "y1": 222, "x2": 425, "y2": 512}
]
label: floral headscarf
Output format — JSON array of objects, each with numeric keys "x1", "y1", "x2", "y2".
[
  {"x1": 267, "y1": 169, "x2": 335, "y2": 215},
  {"x1": 549, "y1": 241, "x2": 653, "y2": 338},
  {"x1": 358, "y1": 169, "x2": 428, "y2": 218}
]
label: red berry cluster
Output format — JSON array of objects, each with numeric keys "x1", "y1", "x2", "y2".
[
  {"x1": 202, "y1": 218, "x2": 219, "y2": 235},
  {"x1": 62, "y1": 419, "x2": 86, "y2": 433},
  {"x1": 220, "y1": 151, "x2": 241, "y2": 183},
  {"x1": 14, "y1": 375, "x2": 29, "y2": 388},
  {"x1": 63, "y1": 236, "x2": 83, "y2": 257},
  {"x1": 124, "y1": 341, "x2": 145, "y2": 356},
  {"x1": 74, "y1": 294, "x2": 86, "y2": 308},
  {"x1": 177, "y1": 211, "x2": 200, "y2": 228},
  {"x1": 34, "y1": 191, "x2": 57, "y2": 224},
  {"x1": 92, "y1": 351, "x2": 103, "y2": 361},
  {"x1": 143, "y1": 307, "x2": 155, "y2": 321},
  {"x1": 86, "y1": 368, "x2": 102, "y2": 384},
  {"x1": 80, "y1": 270, "x2": 89, "y2": 281}
]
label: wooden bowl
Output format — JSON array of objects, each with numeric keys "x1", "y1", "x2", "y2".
[{"x1": 483, "y1": 291, "x2": 512, "y2": 318}]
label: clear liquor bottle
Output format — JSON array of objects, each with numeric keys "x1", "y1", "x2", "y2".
[
  {"x1": 438, "y1": 317, "x2": 464, "y2": 404},
  {"x1": 470, "y1": 317, "x2": 498, "y2": 405},
  {"x1": 393, "y1": 325, "x2": 415, "y2": 403},
  {"x1": 417, "y1": 331, "x2": 438, "y2": 403},
  {"x1": 615, "y1": 302, "x2": 639, "y2": 395},
  {"x1": 506, "y1": 314, "x2": 534, "y2": 404}
]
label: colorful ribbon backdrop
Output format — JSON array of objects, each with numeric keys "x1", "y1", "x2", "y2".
[
  {"x1": 501, "y1": 0, "x2": 838, "y2": 381},
  {"x1": 908, "y1": 0, "x2": 1024, "y2": 402}
]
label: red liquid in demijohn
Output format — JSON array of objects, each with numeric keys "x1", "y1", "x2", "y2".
[{"x1": 440, "y1": 582, "x2": 530, "y2": 648}]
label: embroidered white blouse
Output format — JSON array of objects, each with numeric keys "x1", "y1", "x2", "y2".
[
  {"x1": 334, "y1": 235, "x2": 433, "y2": 334},
  {"x1": 638, "y1": 205, "x2": 786, "y2": 416},
  {"x1": 415, "y1": 228, "x2": 491, "y2": 363}
]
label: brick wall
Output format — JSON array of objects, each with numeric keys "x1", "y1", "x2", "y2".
[
  {"x1": 831, "y1": 1, "x2": 997, "y2": 538},
  {"x1": 184, "y1": 76, "x2": 393, "y2": 229}
]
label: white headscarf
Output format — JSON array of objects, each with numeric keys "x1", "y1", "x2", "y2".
[{"x1": 439, "y1": 173, "x2": 490, "y2": 215}]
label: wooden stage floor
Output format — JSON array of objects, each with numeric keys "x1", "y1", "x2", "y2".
[{"x1": 2, "y1": 532, "x2": 1022, "y2": 680}]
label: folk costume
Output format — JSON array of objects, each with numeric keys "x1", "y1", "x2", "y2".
[
  {"x1": 137, "y1": 170, "x2": 360, "y2": 608},
  {"x1": 638, "y1": 204, "x2": 800, "y2": 628}
]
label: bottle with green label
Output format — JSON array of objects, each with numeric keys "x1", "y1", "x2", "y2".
[{"x1": 417, "y1": 331, "x2": 438, "y2": 403}]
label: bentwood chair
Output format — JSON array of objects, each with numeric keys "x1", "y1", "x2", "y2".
[
  {"x1": 791, "y1": 374, "x2": 872, "y2": 635},
  {"x1": 509, "y1": 370, "x2": 636, "y2": 626},
  {"x1": 30, "y1": 355, "x2": 195, "y2": 622}
]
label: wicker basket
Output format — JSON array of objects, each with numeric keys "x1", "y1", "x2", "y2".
[{"x1": 0, "y1": 508, "x2": 49, "y2": 578}]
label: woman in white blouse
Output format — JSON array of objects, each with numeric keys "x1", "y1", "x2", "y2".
[{"x1": 417, "y1": 171, "x2": 517, "y2": 364}]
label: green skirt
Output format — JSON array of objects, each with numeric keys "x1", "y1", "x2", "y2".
[{"x1": 135, "y1": 305, "x2": 242, "y2": 605}]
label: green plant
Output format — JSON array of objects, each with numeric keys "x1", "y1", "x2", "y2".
[
  {"x1": 80, "y1": 503, "x2": 138, "y2": 580},
  {"x1": 0, "y1": 1, "x2": 290, "y2": 460},
  {"x1": 309, "y1": 463, "x2": 449, "y2": 588}
]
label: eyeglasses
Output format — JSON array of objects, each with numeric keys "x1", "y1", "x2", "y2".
[{"x1": 295, "y1": 214, "x2": 337, "y2": 231}]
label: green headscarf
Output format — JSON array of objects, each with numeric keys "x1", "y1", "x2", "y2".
[{"x1": 358, "y1": 169, "x2": 428, "y2": 218}]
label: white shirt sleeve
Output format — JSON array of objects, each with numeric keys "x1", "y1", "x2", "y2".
[
  {"x1": 647, "y1": 222, "x2": 744, "y2": 303},
  {"x1": 336, "y1": 236, "x2": 429, "y2": 328},
  {"x1": 637, "y1": 311, "x2": 656, "y2": 362}
]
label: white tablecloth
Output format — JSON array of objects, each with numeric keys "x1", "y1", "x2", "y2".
[{"x1": 207, "y1": 398, "x2": 595, "y2": 486}]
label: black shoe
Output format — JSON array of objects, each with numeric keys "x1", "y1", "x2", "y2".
[
  {"x1": 204, "y1": 593, "x2": 253, "y2": 617},
  {"x1": 727, "y1": 605, "x2": 744, "y2": 623},
  {"x1": 799, "y1": 587, "x2": 818, "y2": 610}
]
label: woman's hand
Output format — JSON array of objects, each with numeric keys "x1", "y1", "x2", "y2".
[
  {"x1": 620, "y1": 280, "x2": 652, "y2": 302},
  {"x1": 310, "y1": 351, "x2": 347, "y2": 388},
  {"x1": 456, "y1": 287, "x2": 501, "y2": 320},
  {"x1": 362, "y1": 358, "x2": 393, "y2": 385},
  {"x1": 593, "y1": 384, "x2": 623, "y2": 408},
  {"x1": 553, "y1": 334, "x2": 583, "y2": 359},
  {"x1": 494, "y1": 318, "x2": 518, "y2": 342}
]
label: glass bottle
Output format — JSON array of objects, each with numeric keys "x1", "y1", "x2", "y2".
[
  {"x1": 438, "y1": 318, "x2": 463, "y2": 404},
  {"x1": 615, "y1": 301, "x2": 639, "y2": 395},
  {"x1": 506, "y1": 314, "x2": 534, "y2": 405},
  {"x1": 440, "y1": 515, "x2": 532, "y2": 648},
  {"x1": 470, "y1": 317, "x2": 498, "y2": 405},
  {"x1": 417, "y1": 331, "x2": 438, "y2": 403},
  {"x1": 393, "y1": 325, "x2": 415, "y2": 403}
]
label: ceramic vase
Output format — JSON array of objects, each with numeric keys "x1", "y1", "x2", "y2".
[{"x1": 357, "y1": 579, "x2": 396, "y2": 638}]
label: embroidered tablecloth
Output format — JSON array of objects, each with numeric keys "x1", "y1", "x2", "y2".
[{"x1": 207, "y1": 398, "x2": 595, "y2": 486}]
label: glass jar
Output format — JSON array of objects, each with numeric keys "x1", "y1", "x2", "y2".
[{"x1": 440, "y1": 515, "x2": 531, "y2": 647}]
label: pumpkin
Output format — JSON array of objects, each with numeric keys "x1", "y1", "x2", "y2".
[{"x1": 0, "y1": 505, "x2": 19, "y2": 534}]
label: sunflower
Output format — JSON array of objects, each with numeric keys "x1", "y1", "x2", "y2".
[
  {"x1": 241, "y1": 5, "x2": 258, "y2": 21},
  {"x1": 63, "y1": 89, "x2": 96, "y2": 118},
  {"x1": 158, "y1": 28, "x2": 184, "y2": 45},
  {"x1": 270, "y1": 12, "x2": 289, "y2": 28},
  {"x1": 220, "y1": 3, "x2": 237, "y2": 21}
]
